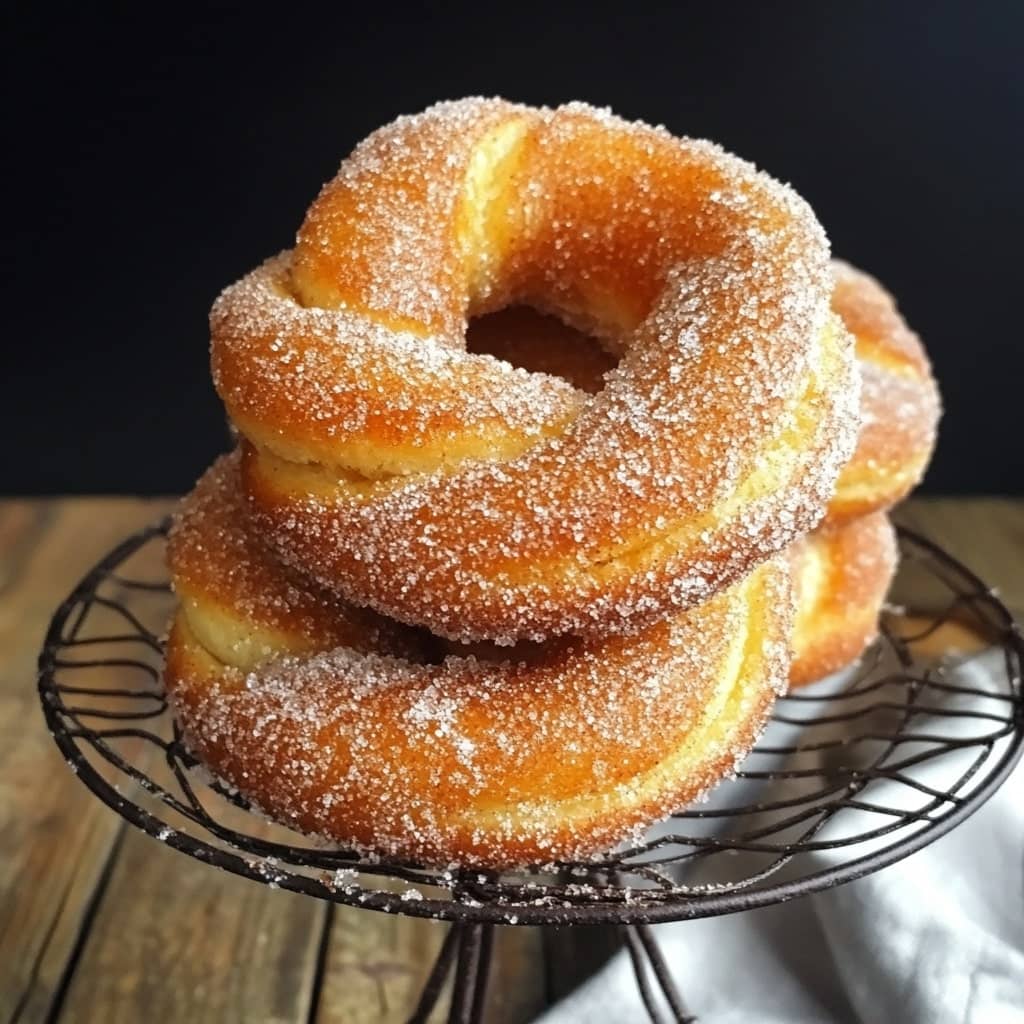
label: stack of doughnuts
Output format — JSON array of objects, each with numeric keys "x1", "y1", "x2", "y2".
[{"x1": 164, "y1": 99, "x2": 940, "y2": 866}]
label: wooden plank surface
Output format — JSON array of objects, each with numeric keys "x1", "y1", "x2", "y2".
[
  {"x1": 0, "y1": 499, "x2": 168, "y2": 1023},
  {"x1": 314, "y1": 910, "x2": 547, "y2": 1022},
  {"x1": 893, "y1": 497, "x2": 1024, "y2": 617},
  {"x1": 59, "y1": 829, "x2": 327, "y2": 1024},
  {"x1": 1, "y1": 496, "x2": 1022, "y2": 1022},
  {"x1": 315, "y1": 906, "x2": 451, "y2": 1023}
]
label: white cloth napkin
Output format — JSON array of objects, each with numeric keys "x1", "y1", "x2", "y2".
[{"x1": 536, "y1": 650, "x2": 1024, "y2": 1023}]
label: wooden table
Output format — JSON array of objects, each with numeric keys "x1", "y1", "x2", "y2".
[{"x1": 3, "y1": 497, "x2": 1022, "y2": 1022}]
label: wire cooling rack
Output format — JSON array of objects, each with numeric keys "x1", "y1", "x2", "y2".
[{"x1": 37, "y1": 522, "x2": 1024, "y2": 1023}]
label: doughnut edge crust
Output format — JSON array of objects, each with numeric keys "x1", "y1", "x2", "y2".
[
  {"x1": 789, "y1": 512, "x2": 898, "y2": 688},
  {"x1": 826, "y1": 260, "x2": 941, "y2": 523}
]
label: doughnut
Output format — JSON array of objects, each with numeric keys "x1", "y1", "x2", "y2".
[
  {"x1": 164, "y1": 453, "x2": 793, "y2": 866},
  {"x1": 826, "y1": 260, "x2": 940, "y2": 523},
  {"x1": 469, "y1": 261, "x2": 940, "y2": 530},
  {"x1": 789, "y1": 512, "x2": 898, "y2": 688},
  {"x1": 213, "y1": 98, "x2": 858, "y2": 644}
]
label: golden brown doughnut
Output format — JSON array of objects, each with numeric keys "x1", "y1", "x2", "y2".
[
  {"x1": 213, "y1": 98, "x2": 858, "y2": 644},
  {"x1": 165, "y1": 453, "x2": 793, "y2": 866},
  {"x1": 788, "y1": 512, "x2": 898, "y2": 688},
  {"x1": 826, "y1": 260, "x2": 940, "y2": 523}
]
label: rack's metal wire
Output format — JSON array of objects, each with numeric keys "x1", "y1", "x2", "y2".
[{"x1": 37, "y1": 522, "x2": 1024, "y2": 1023}]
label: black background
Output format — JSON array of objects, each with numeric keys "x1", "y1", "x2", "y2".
[{"x1": 8, "y1": 3, "x2": 1022, "y2": 495}]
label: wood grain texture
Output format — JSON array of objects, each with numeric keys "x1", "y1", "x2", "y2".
[
  {"x1": 59, "y1": 829, "x2": 326, "y2": 1024},
  {"x1": 316, "y1": 906, "x2": 452, "y2": 1023},
  {"x1": 0, "y1": 499, "x2": 169, "y2": 1024},
  {"x1": 484, "y1": 927, "x2": 548, "y2": 1021},
  {"x1": 894, "y1": 497, "x2": 1024, "y2": 618},
  {"x1": 315, "y1": 900, "x2": 546, "y2": 1021}
]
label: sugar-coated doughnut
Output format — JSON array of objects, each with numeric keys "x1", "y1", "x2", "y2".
[
  {"x1": 213, "y1": 98, "x2": 858, "y2": 644},
  {"x1": 789, "y1": 512, "x2": 898, "y2": 688},
  {"x1": 164, "y1": 453, "x2": 793, "y2": 866},
  {"x1": 826, "y1": 261, "x2": 940, "y2": 523}
]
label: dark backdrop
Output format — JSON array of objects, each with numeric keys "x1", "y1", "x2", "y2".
[{"x1": 8, "y1": 3, "x2": 1022, "y2": 494}]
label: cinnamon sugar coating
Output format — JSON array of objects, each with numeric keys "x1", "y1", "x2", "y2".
[
  {"x1": 213, "y1": 98, "x2": 859, "y2": 643},
  {"x1": 456, "y1": 303, "x2": 907, "y2": 688},
  {"x1": 168, "y1": 451, "x2": 426, "y2": 667}
]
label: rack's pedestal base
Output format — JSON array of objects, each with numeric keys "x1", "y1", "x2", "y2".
[{"x1": 411, "y1": 922, "x2": 694, "y2": 1024}]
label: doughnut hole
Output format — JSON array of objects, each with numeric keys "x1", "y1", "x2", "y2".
[{"x1": 466, "y1": 305, "x2": 618, "y2": 395}]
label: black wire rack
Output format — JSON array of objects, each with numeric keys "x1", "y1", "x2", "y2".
[{"x1": 37, "y1": 522, "x2": 1024, "y2": 1024}]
